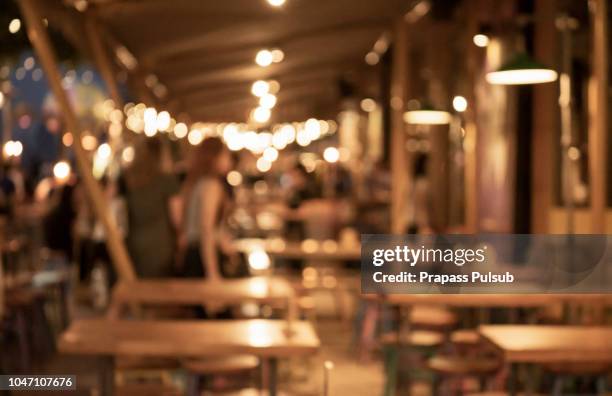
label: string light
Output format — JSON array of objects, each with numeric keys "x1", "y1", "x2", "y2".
[
  {"x1": 253, "y1": 106, "x2": 271, "y2": 123},
  {"x1": 473, "y1": 34, "x2": 489, "y2": 47},
  {"x1": 8, "y1": 19, "x2": 21, "y2": 34},
  {"x1": 188, "y1": 129, "x2": 204, "y2": 145},
  {"x1": 266, "y1": 0, "x2": 286, "y2": 7},
  {"x1": 452, "y1": 96, "x2": 468, "y2": 112},
  {"x1": 251, "y1": 80, "x2": 270, "y2": 97},
  {"x1": 259, "y1": 93, "x2": 277, "y2": 109},
  {"x1": 323, "y1": 147, "x2": 340, "y2": 163},
  {"x1": 255, "y1": 50, "x2": 274, "y2": 67},
  {"x1": 53, "y1": 161, "x2": 71, "y2": 182},
  {"x1": 3, "y1": 140, "x2": 23, "y2": 158}
]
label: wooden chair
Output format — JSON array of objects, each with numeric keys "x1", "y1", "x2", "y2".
[
  {"x1": 427, "y1": 354, "x2": 501, "y2": 395},
  {"x1": 114, "y1": 356, "x2": 180, "y2": 396},
  {"x1": 381, "y1": 330, "x2": 446, "y2": 396},
  {"x1": 182, "y1": 355, "x2": 260, "y2": 396}
]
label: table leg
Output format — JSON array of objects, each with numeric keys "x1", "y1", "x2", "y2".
[
  {"x1": 99, "y1": 356, "x2": 115, "y2": 396},
  {"x1": 267, "y1": 357, "x2": 278, "y2": 396},
  {"x1": 508, "y1": 363, "x2": 517, "y2": 396}
]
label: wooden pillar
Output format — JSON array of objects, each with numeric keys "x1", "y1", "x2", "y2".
[
  {"x1": 18, "y1": 0, "x2": 136, "y2": 281},
  {"x1": 463, "y1": 0, "x2": 480, "y2": 233},
  {"x1": 531, "y1": 0, "x2": 557, "y2": 233},
  {"x1": 85, "y1": 15, "x2": 124, "y2": 109},
  {"x1": 589, "y1": 0, "x2": 608, "y2": 233},
  {"x1": 390, "y1": 17, "x2": 410, "y2": 234}
]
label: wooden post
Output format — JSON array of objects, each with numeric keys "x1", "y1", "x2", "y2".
[
  {"x1": 18, "y1": 0, "x2": 136, "y2": 281},
  {"x1": 589, "y1": 0, "x2": 608, "y2": 233},
  {"x1": 85, "y1": 15, "x2": 124, "y2": 109},
  {"x1": 462, "y1": 0, "x2": 480, "y2": 233},
  {"x1": 531, "y1": 0, "x2": 557, "y2": 233},
  {"x1": 390, "y1": 17, "x2": 410, "y2": 234}
]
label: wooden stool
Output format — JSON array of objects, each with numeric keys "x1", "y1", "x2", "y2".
[
  {"x1": 380, "y1": 330, "x2": 446, "y2": 348},
  {"x1": 467, "y1": 393, "x2": 545, "y2": 396},
  {"x1": 298, "y1": 295, "x2": 316, "y2": 322},
  {"x1": 115, "y1": 356, "x2": 179, "y2": 394},
  {"x1": 428, "y1": 355, "x2": 500, "y2": 375},
  {"x1": 381, "y1": 331, "x2": 446, "y2": 396},
  {"x1": 543, "y1": 362, "x2": 611, "y2": 395},
  {"x1": 409, "y1": 305, "x2": 458, "y2": 329},
  {"x1": 203, "y1": 388, "x2": 290, "y2": 396},
  {"x1": 115, "y1": 383, "x2": 181, "y2": 396},
  {"x1": 450, "y1": 329, "x2": 480, "y2": 347},
  {"x1": 428, "y1": 354, "x2": 500, "y2": 394},
  {"x1": 183, "y1": 355, "x2": 260, "y2": 396}
]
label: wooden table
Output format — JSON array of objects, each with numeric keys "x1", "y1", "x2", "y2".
[
  {"x1": 479, "y1": 325, "x2": 612, "y2": 394},
  {"x1": 234, "y1": 238, "x2": 361, "y2": 262},
  {"x1": 59, "y1": 319, "x2": 320, "y2": 396},
  {"x1": 366, "y1": 293, "x2": 612, "y2": 308},
  {"x1": 109, "y1": 276, "x2": 296, "y2": 318},
  {"x1": 479, "y1": 325, "x2": 612, "y2": 364}
]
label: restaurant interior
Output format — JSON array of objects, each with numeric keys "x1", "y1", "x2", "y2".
[{"x1": 0, "y1": 0, "x2": 611, "y2": 395}]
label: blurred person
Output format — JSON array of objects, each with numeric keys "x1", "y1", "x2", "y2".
[
  {"x1": 122, "y1": 137, "x2": 181, "y2": 278},
  {"x1": 0, "y1": 163, "x2": 17, "y2": 218},
  {"x1": 40, "y1": 173, "x2": 77, "y2": 260},
  {"x1": 285, "y1": 163, "x2": 320, "y2": 209},
  {"x1": 405, "y1": 153, "x2": 432, "y2": 234},
  {"x1": 181, "y1": 137, "x2": 237, "y2": 280},
  {"x1": 88, "y1": 177, "x2": 127, "y2": 298}
]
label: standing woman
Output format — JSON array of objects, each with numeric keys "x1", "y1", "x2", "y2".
[
  {"x1": 181, "y1": 137, "x2": 235, "y2": 280},
  {"x1": 122, "y1": 137, "x2": 181, "y2": 278}
]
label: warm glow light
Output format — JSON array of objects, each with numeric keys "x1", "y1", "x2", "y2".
[
  {"x1": 452, "y1": 96, "x2": 468, "y2": 112},
  {"x1": 143, "y1": 107, "x2": 156, "y2": 122},
  {"x1": 256, "y1": 157, "x2": 272, "y2": 172},
  {"x1": 302, "y1": 239, "x2": 319, "y2": 253},
  {"x1": 365, "y1": 51, "x2": 379, "y2": 65},
  {"x1": 248, "y1": 249, "x2": 271, "y2": 270},
  {"x1": 323, "y1": 147, "x2": 340, "y2": 163},
  {"x1": 156, "y1": 110, "x2": 171, "y2": 131},
  {"x1": 255, "y1": 49, "x2": 274, "y2": 67},
  {"x1": 296, "y1": 130, "x2": 311, "y2": 147},
  {"x1": 263, "y1": 147, "x2": 279, "y2": 162},
  {"x1": 0, "y1": 92, "x2": 4, "y2": 108},
  {"x1": 271, "y1": 49, "x2": 284, "y2": 63},
  {"x1": 253, "y1": 106, "x2": 271, "y2": 123},
  {"x1": 360, "y1": 98, "x2": 377, "y2": 112},
  {"x1": 81, "y1": 135, "x2": 98, "y2": 151},
  {"x1": 8, "y1": 19, "x2": 21, "y2": 34},
  {"x1": 3, "y1": 140, "x2": 23, "y2": 158},
  {"x1": 403, "y1": 110, "x2": 452, "y2": 125},
  {"x1": 188, "y1": 129, "x2": 204, "y2": 145},
  {"x1": 97, "y1": 143, "x2": 111, "y2": 158},
  {"x1": 272, "y1": 131, "x2": 288, "y2": 149},
  {"x1": 62, "y1": 133, "x2": 73, "y2": 147},
  {"x1": 486, "y1": 69, "x2": 558, "y2": 85},
  {"x1": 280, "y1": 124, "x2": 296, "y2": 143},
  {"x1": 144, "y1": 122, "x2": 158, "y2": 137},
  {"x1": 121, "y1": 146, "x2": 135, "y2": 164},
  {"x1": 173, "y1": 122, "x2": 188, "y2": 138},
  {"x1": 259, "y1": 93, "x2": 277, "y2": 109},
  {"x1": 53, "y1": 161, "x2": 71, "y2": 181},
  {"x1": 267, "y1": 0, "x2": 286, "y2": 6},
  {"x1": 304, "y1": 118, "x2": 321, "y2": 140},
  {"x1": 247, "y1": 321, "x2": 273, "y2": 347},
  {"x1": 473, "y1": 34, "x2": 490, "y2": 47},
  {"x1": 251, "y1": 80, "x2": 270, "y2": 97},
  {"x1": 227, "y1": 170, "x2": 243, "y2": 186}
]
